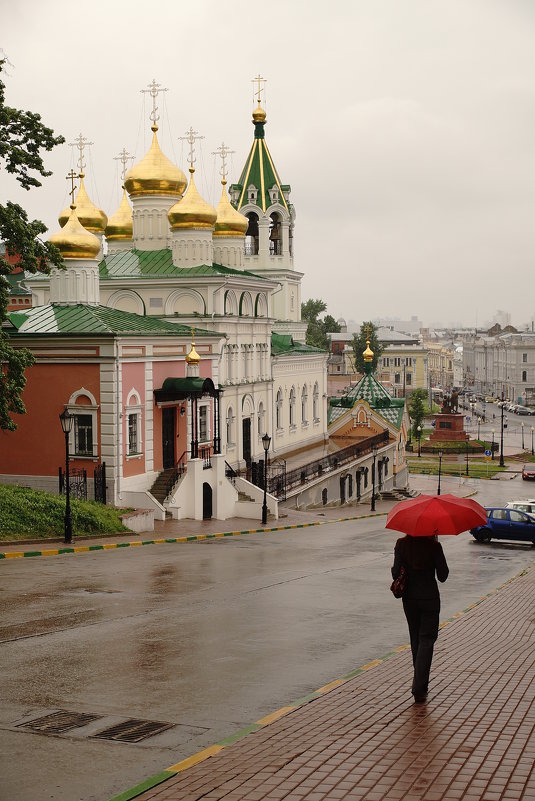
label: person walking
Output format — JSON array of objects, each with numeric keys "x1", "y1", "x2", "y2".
[{"x1": 392, "y1": 534, "x2": 449, "y2": 703}]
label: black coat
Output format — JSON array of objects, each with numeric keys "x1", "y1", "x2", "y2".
[{"x1": 392, "y1": 536, "x2": 449, "y2": 600}]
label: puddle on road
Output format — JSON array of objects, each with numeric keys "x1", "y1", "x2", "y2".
[{"x1": 0, "y1": 609, "x2": 99, "y2": 641}]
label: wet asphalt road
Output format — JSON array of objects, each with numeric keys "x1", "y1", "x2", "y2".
[{"x1": 1, "y1": 478, "x2": 534, "y2": 801}]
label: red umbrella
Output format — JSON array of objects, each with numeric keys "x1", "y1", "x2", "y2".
[{"x1": 385, "y1": 493, "x2": 487, "y2": 536}]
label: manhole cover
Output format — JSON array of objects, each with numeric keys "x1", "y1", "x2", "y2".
[
  {"x1": 92, "y1": 718, "x2": 174, "y2": 743},
  {"x1": 18, "y1": 710, "x2": 102, "y2": 734}
]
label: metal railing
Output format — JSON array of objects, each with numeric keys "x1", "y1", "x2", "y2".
[
  {"x1": 225, "y1": 461, "x2": 238, "y2": 485},
  {"x1": 164, "y1": 452, "x2": 187, "y2": 499},
  {"x1": 278, "y1": 430, "x2": 390, "y2": 497},
  {"x1": 200, "y1": 446, "x2": 212, "y2": 469}
]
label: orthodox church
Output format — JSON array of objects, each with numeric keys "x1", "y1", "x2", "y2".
[{"x1": 1, "y1": 80, "x2": 328, "y2": 521}]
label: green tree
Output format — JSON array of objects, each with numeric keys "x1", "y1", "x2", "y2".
[
  {"x1": 301, "y1": 299, "x2": 341, "y2": 349},
  {"x1": 408, "y1": 389, "x2": 427, "y2": 440},
  {"x1": 351, "y1": 321, "x2": 384, "y2": 373},
  {"x1": 0, "y1": 58, "x2": 64, "y2": 430}
]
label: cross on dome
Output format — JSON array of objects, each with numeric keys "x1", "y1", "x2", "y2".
[
  {"x1": 212, "y1": 142, "x2": 235, "y2": 184},
  {"x1": 141, "y1": 79, "x2": 168, "y2": 132},
  {"x1": 65, "y1": 169, "x2": 78, "y2": 206},
  {"x1": 69, "y1": 133, "x2": 93, "y2": 176},
  {"x1": 252, "y1": 73, "x2": 266, "y2": 106},
  {"x1": 180, "y1": 127, "x2": 204, "y2": 172},
  {"x1": 114, "y1": 147, "x2": 135, "y2": 183}
]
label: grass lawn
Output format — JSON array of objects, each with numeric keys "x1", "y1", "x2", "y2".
[
  {"x1": 407, "y1": 457, "x2": 506, "y2": 479},
  {"x1": 0, "y1": 484, "x2": 131, "y2": 541}
]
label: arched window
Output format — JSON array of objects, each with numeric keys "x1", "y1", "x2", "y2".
[
  {"x1": 276, "y1": 389, "x2": 283, "y2": 430},
  {"x1": 269, "y1": 212, "x2": 282, "y2": 255},
  {"x1": 226, "y1": 407, "x2": 234, "y2": 446},
  {"x1": 313, "y1": 382, "x2": 319, "y2": 421},
  {"x1": 66, "y1": 388, "x2": 99, "y2": 457},
  {"x1": 258, "y1": 402, "x2": 265, "y2": 437},
  {"x1": 301, "y1": 385, "x2": 308, "y2": 424},
  {"x1": 126, "y1": 390, "x2": 143, "y2": 456},
  {"x1": 289, "y1": 387, "x2": 296, "y2": 427},
  {"x1": 245, "y1": 212, "x2": 259, "y2": 255}
]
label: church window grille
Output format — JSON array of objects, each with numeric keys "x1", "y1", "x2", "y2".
[
  {"x1": 276, "y1": 389, "x2": 283, "y2": 430},
  {"x1": 313, "y1": 382, "x2": 319, "y2": 421},
  {"x1": 301, "y1": 386, "x2": 308, "y2": 423},
  {"x1": 289, "y1": 387, "x2": 296, "y2": 427},
  {"x1": 522, "y1": 370, "x2": 527, "y2": 382},
  {"x1": 199, "y1": 404, "x2": 209, "y2": 442},
  {"x1": 74, "y1": 415, "x2": 93, "y2": 456}
]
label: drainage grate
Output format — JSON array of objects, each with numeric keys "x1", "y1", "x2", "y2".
[
  {"x1": 18, "y1": 710, "x2": 102, "y2": 734},
  {"x1": 92, "y1": 718, "x2": 174, "y2": 743}
]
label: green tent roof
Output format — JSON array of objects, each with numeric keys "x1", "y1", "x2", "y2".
[
  {"x1": 230, "y1": 116, "x2": 290, "y2": 213},
  {"x1": 328, "y1": 370, "x2": 405, "y2": 429},
  {"x1": 7, "y1": 304, "x2": 216, "y2": 338}
]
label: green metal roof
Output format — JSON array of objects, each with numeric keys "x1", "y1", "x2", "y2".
[
  {"x1": 328, "y1": 370, "x2": 405, "y2": 429},
  {"x1": 230, "y1": 117, "x2": 290, "y2": 213},
  {"x1": 271, "y1": 332, "x2": 325, "y2": 356},
  {"x1": 154, "y1": 377, "x2": 219, "y2": 402},
  {"x1": 98, "y1": 249, "x2": 265, "y2": 281},
  {"x1": 7, "y1": 304, "x2": 216, "y2": 338}
]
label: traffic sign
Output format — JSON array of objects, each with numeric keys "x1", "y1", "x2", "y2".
[{"x1": 484, "y1": 449, "x2": 491, "y2": 457}]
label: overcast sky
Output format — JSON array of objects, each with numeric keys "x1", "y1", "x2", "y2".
[{"x1": 2, "y1": 0, "x2": 534, "y2": 329}]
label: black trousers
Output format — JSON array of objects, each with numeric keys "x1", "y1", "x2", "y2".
[{"x1": 402, "y1": 597, "x2": 440, "y2": 696}]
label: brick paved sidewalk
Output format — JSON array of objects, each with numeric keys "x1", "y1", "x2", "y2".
[{"x1": 128, "y1": 565, "x2": 535, "y2": 801}]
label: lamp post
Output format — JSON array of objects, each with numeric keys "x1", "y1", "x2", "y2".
[
  {"x1": 371, "y1": 445, "x2": 378, "y2": 512},
  {"x1": 417, "y1": 425, "x2": 422, "y2": 458},
  {"x1": 437, "y1": 449, "x2": 443, "y2": 496},
  {"x1": 500, "y1": 398, "x2": 505, "y2": 467},
  {"x1": 531, "y1": 426, "x2": 534, "y2": 456},
  {"x1": 261, "y1": 432, "x2": 271, "y2": 525},
  {"x1": 408, "y1": 417, "x2": 412, "y2": 445},
  {"x1": 465, "y1": 437, "x2": 470, "y2": 476},
  {"x1": 491, "y1": 429, "x2": 495, "y2": 460},
  {"x1": 477, "y1": 416, "x2": 481, "y2": 440},
  {"x1": 59, "y1": 409, "x2": 74, "y2": 544},
  {"x1": 521, "y1": 422, "x2": 525, "y2": 450}
]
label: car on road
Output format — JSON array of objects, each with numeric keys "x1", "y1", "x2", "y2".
[
  {"x1": 470, "y1": 507, "x2": 535, "y2": 545},
  {"x1": 522, "y1": 464, "x2": 535, "y2": 481},
  {"x1": 516, "y1": 406, "x2": 533, "y2": 415},
  {"x1": 506, "y1": 500, "x2": 535, "y2": 515}
]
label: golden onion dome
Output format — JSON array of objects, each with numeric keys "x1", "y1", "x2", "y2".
[
  {"x1": 49, "y1": 207, "x2": 101, "y2": 259},
  {"x1": 124, "y1": 127, "x2": 187, "y2": 198},
  {"x1": 168, "y1": 169, "x2": 217, "y2": 230},
  {"x1": 105, "y1": 188, "x2": 133, "y2": 240},
  {"x1": 252, "y1": 103, "x2": 267, "y2": 123},
  {"x1": 363, "y1": 339, "x2": 374, "y2": 363},
  {"x1": 214, "y1": 181, "x2": 248, "y2": 238},
  {"x1": 58, "y1": 174, "x2": 107, "y2": 233},
  {"x1": 186, "y1": 330, "x2": 201, "y2": 365}
]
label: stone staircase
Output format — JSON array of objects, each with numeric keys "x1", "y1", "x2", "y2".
[
  {"x1": 149, "y1": 468, "x2": 177, "y2": 505},
  {"x1": 379, "y1": 488, "x2": 420, "y2": 502}
]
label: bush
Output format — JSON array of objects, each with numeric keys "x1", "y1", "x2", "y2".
[{"x1": 0, "y1": 484, "x2": 130, "y2": 540}]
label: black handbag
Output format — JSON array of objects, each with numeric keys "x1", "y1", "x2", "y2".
[{"x1": 390, "y1": 566, "x2": 407, "y2": 598}]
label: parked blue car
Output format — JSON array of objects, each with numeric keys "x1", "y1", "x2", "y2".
[{"x1": 470, "y1": 507, "x2": 535, "y2": 545}]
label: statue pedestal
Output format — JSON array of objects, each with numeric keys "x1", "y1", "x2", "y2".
[{"x1": 429, "y1": 413, "x2": 468, "y2": 442}]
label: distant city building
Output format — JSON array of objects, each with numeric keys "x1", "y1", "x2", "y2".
[{"x1": 463, "y1": 329, "x2": 535, "y2": 406}]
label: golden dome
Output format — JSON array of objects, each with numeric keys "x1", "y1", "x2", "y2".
[
  {"x1": 252, "y1": 103, "x2": 267, "y2": 123},
  {"x1": 363, "y1": 339, "x2": 374, "y2": 363},
  {"x1": 214, "y1": 181, "x2": 248, "y2": 237},
  {"x1": 168, "y1": 169, "x2": 217, "y2": 230},
  {"x1": 105, "y1": 188, "x2": 133, "y2": 240},
  {"x1": 58, "y1": 174, "x2": 107, "y2": 234},
  {"x1": 49, "y1": 207, "x2": 101, "y2": 259},
  {"x1": 186, "y1": 330, "x2": 201, "y2": 365},
  {"x1": 124, "y1": 128, "x2": 187, "y2": 198}
]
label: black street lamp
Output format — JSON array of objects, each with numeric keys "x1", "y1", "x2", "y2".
[
  {"x1": 261, "y1": 432, "x2": 271, "y2": 525},
  {"x1": 477, "y1": 416, "x2": 481, "y2": 440},
  {"x1": 531, "y1": 426, "x2": 534, "y2": 456},
  {"x1": 437, "y1": 449, "x2": 443, "y2": 496},
  {"x1": 59, "y1": 409, "x2": 74, "y2": 544},
  {"x1": 491, "y1": 428, "x2": 495, "y2": 460},
  {"x1": 371, "y1": 445, "x2": 378, "y2": 512},
  {"x1": 500, "y1": 397, "x2": 505, "y2": 467},
  {"x1": 417, "y1": 425, "x2": 422, "y2": 458},
  {"x1": 521, "y1": 422, "x2": 525, "y2": 450},
  {"x1": 465, "y1": 437, "x2": 469, "y2": 476}
]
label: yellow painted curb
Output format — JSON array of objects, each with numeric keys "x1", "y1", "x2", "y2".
[
  {"x1": 361, "y1": 658, "x2": 383, "y2": 671},
  {"x1": 102, "y1": 543, "x2": 116, "y2": 550},
  {"x1": 41, "y1": 549, "x2": 59, "y2": 556},
  {"x1": 316, "y1": 679, "x2": 345, "y2": 693},
  {"x1": 256, "y1": 706, "x2": 296, "y2": 726},
  {"x1": 167, "y1": 744, "x2": 224, "y2": 773},
  {"x1": 4, "y1": 552, "x2": 23, "y2": 558}
]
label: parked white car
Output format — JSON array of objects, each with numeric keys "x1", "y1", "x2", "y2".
[{"x1": 506, "y1": 500, "x2": 535, "y2": 516}]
